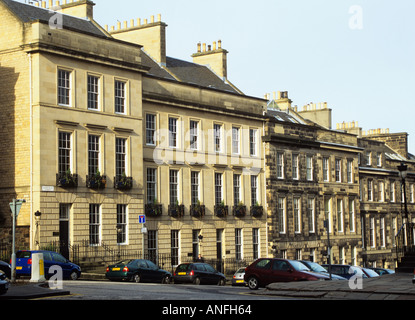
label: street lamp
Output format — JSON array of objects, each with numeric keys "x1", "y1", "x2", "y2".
[{"x1": 398, "y1": 163, "x2": 411, "y2": 251}]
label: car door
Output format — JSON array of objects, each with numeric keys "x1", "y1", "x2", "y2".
[
  {"x1": 194, "y1": 264, "x2": 208, "y2": 283},
  {"x1": 252, "y1": 259, "x2": 273, "y2": 285},
  {"x1": 204, "y1": 264, "x2": 219, "y2": 284},
  {"x1": 146, "y1": 260, "x2": 162, "y2": 282},
  {"x1": 271, "y1": 260, "x2": 295, "y2": 282},
  {"x1": 137, "y1": 259, "x2": 151, "y2": 281}
]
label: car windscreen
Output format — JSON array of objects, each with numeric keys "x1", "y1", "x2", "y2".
[
  {"x1": 305, "y1": 262, "x2": 326, "y2": 272},
  {"x1": 290, "y1": 260, "x2": 311, "y2": 272}
]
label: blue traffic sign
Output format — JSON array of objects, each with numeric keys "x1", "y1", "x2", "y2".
[{"x1": 139, "y1": 215, "x2": 146, "y2": 224}]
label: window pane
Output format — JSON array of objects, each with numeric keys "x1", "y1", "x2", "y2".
[
  {"x1": 146, "y1": 114, "x2": 156, "y2": 145},
  {"x1": 58, "y1": 132, "x2": 71, "y2": 174},
  {"x1": 116, "y1": 138, "x2": 126, "y2": 176},
  {"x1": 115, "y1": 81, "x2": 126, "y2": 113},
  {"x1": 87, "y1": 75, "x2": 99, "y2": 110},
  {"x1": 147, "y1": 168, "x2": 157, "y2": 203},
  {"x1": 58, "y1": 69, "x2": 71, "y2": 106},
  {"x1": 88, "y1": 135, "x2": 100, "y2": 176}
]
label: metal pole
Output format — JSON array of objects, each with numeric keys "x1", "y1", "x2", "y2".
[
  {"x1": 324, "y1": 219, "x2": 332, "y2": 280},
  {"x1": 11, "y1": 199, "x2": 16, "y2": 283},
  {"x1": 402, "y1": 178, "x2": 410, "y2": 251}
]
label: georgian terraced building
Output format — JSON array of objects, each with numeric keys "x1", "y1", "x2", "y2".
[
  {"x1": 0, "y1": 0, "x2": 267, "y2": 269},
  {"x1": 0, "y1": 0, "x2": 413, "y2": 272}
]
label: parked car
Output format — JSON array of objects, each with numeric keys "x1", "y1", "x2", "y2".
[
  {"x1": 173, "y1": 262, "x2": 226, "y2": 285},
  {"x1": 106, "y1": 259, "x2": 171, "y2": 284},
  {"x1": 369, "y1": 267, "x2": 395, "y2": 276},
  {"x1": 300, "y1": 260, "x2": 347, "y2": 280},
  {"x1": 0, "y1": 270, "x2": 9, "y2": 295},
  {"x1": 0, "y1": 260, "x2": 11, "y2": 279},
  {"x1": 322, "y1": 264, "x2": 368, "y2": 280},
  {"x1": 231, "y1": 267, "x2": 246, "y2": 286},
  {"x1": 245, "y1": 258, "x2": 330, "y2": 290},
  {"x1": 15, "y1": 250, "x2": 81, "y2": 280}
]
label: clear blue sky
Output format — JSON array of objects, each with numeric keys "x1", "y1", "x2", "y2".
[{"x1": 23, "y1": 0, "x2": 415, "y2": 153}]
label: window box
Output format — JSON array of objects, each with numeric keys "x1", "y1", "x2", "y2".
[
  {"x1": 114, "y1": 174, "x2": 133, "y2": 190},
  {"x1": 190, "y1": 204, "x2": 205, "y2": 218},
  {"x1": 56, "y1": 171, "x2": 78, "y2": 188},
  {"x1": 233, "y1": 204, "x2": 246, "y2": 217},
  {"x1": 145, "y1": 203, "x2": 163, "y2": 217},
  {"x1": 86, "y1": 173, "x2": 107, "y2": 189},
  {"x1": 168, "y1": 204, "x2": 184, "y2": 218},
  {"x1": 250, "y1": 205, "x2": 264, "y2": 217},
  {"x1": 214, "y1": 204, "x2": 228, "y2": 218}
]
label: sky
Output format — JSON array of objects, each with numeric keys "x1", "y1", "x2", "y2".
[{"x1": 20, "y1": 0, "x2": 415, "y2": 153}]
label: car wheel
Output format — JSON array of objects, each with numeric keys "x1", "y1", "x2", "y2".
[
  {"x1": 247, "y1": 276, "x2": 259, "y2": 290},
  {"x1": 217, "y1": 278, "x2": 226, "y2": 286},
  {"x1": 193, "y1": 277, "x2": 201, "y2": 285},
  {"x1": 133, "y1": 274, "x2": 141, "y2": 283},
  {"x1": 162, "y1": 275, "x2": 171, "y2": 284},
  {"x1": 70, "y1": 271, "x2": 79, "y2": 281}
]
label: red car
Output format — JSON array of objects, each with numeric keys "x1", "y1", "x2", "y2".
[{"x1": 244, "y1": 258, "x2": 330, "y2": 290}]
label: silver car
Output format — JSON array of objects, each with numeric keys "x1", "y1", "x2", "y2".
[{"x1": 232, "y1": 268, "x2": 246, "y2": 286}]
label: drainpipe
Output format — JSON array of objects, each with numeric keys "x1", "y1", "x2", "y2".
[{"x1": 29, "y1": 52, "x2": 34, "y2": 249}]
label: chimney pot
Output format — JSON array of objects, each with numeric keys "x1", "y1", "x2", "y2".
[
  {"x1": 218, "y1": 40, "x2": 222, "y2": 49},
  {"x1": 158, "y1": 14, "x2": 162, "y2": 22},
  {"x1": 203, "y1": 43, "x2": 206, "y2": 52},
  {"x1": 151, "y1": 15, "x2": 155, "y2": 23}
]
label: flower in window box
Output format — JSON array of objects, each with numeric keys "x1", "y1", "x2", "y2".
[
  {"x1": 57, "y1": 170, "x2": 78, "y2": 188},
  {"x1": 233, "y1": 202, "x2": 247, "y2": 217},
  {"x1": 168, "y1": 201, "x2": 184, "y2": 218},
  {"x1": 215, "y1": 201, "x2": 228, "y2": 217},
  {"x1": 87, "y1": 171, "x2": 107, "y2": 189},
  {"x1": 250, "y1": 202, "x2": 264, "y2": 217},
  {"x1": 115, "y1": 172, "x2": 133, "y2": 190},
  {"x1": 190, "y1": 200, "x2": 205, "y2": 218}
]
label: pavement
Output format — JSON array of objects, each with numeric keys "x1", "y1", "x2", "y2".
[
  {"x1": 1, "y1": 272, "x2": 415, "y2": 300},
  {"x1": 254, "y1": 272, "x2": 415, "y2": 300}
]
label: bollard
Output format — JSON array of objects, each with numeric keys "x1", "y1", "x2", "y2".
[
  {"x1": 412, "y1": 269, "x2": 415, "y2": 285},
  {"x1": 30, "y1": 253, "x2": 46, "y2": 283}
]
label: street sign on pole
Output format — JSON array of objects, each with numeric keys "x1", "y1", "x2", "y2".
[
  {"x1": 10, "y1": 199, "x2": 26, "y2": 283},
  {"x1": 9, "y1": 199, "x2": 25, "y2": 217}
]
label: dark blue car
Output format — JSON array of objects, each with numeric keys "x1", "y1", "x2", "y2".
[{"x1": 15, "y1": 250, "x2": 81, "y2": 280}]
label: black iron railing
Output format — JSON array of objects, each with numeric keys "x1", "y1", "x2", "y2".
[{"x1": 395, "y1": 222, "x2": 415, "y2": 259}]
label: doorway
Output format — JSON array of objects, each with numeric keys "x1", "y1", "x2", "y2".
[{"x1": 59, "y1": 204, "x2": 71, "y2": 260}]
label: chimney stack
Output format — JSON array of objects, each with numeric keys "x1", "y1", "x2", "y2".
[
  {"x1": 192, "y1": 40, "x2": 228, "y2": 80},
  {"x1": 57, "y1": 0, "x2": 95, "y2": 19},
  {"x1": 109, "y1": 14, "x2": 167, "y2": 66}
]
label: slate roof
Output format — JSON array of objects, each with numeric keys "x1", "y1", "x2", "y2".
[
  {"x1": 267, "y1": 109, "x2": 306, "y2": 125},
  {"x1": 1, "y1": 0, "x2": 107, "y2": 37},
  {"x1": 141, "y1": 51, "x2": 240, "y2": 94},
  {"x1": 3, "y1": 0, "x2": 241, "y2": 94}
]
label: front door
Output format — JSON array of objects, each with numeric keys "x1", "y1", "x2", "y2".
[{"x1": 59, "y1": 204, "x2": 71, "y2": 260}]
